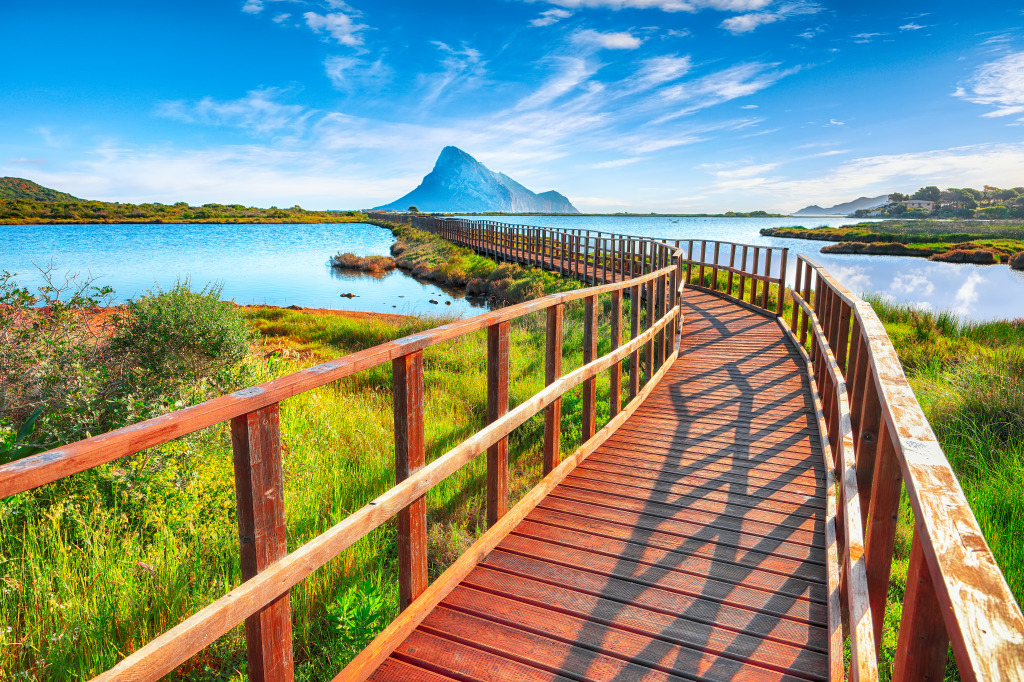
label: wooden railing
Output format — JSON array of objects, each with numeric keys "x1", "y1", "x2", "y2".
[
  {"x1": 783, "y1": 254, "x2": 1024, "y2": 682},
  {"x1": 0, "y1": 220, "x2": 685, "y2": 682},
  {"x1": 677, "y1": 238, "x2": 788, "y2": 316}
]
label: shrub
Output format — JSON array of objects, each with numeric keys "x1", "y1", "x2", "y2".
[
  {"x1": 1011, "y1": 252, "x2": 1024, "y2": 271},
  {"x1": 109, "y1": 280, "x2": 254, "y2": 401}
]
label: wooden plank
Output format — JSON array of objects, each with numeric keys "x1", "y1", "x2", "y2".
[
  {"x1": 394, "y1": 351, "x2": 428, "y2": 611},
  {"x1": 231, "y1": 405, "x2": 294, "y2": 682},
  {"x1": 582, "y1": 295, "x2": 597, "y2": 441},
  {"x1": 367, "y1": 658, "x2": 459, "y2": 682},
  {"x1": 486, "y1": 321, "x2": 510, "y2": 527},
  {"x1": 893, "y1": 530, "x2": 950, "y2": 681},
  {"x1": 610, "y1": 289, "x2": 622, "y2": 417},
  {"x1": 544, "y1": 304, "x2": 563, "y2": 474},
  {"x1": 393, "y1": 630, "x2": 573, "y2": 682}
]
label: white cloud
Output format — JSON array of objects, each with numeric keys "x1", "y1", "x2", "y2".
[
  {"x1": 572, "y1": 29, "x2": 644, "y2": 49},
  {"x1": 666, "y1": 28, "x2": 691, "y2": 37},
  {"x1": 303, "y1": 11, "x2": 367, "y2": 47},
  {"x1": 324, "y1": 55, "x2": 391, "y2": 90},
  {"x1": 515, "y1": 57, "x2": 596, "y2": 110},
  {"x1": 531, "y1": 9, "x2": 573, "y2": 26},
  {"x1": 954, "y1": 51, "x2": 1024, "y2": 120},
  {"x1": 242, "y1": 0, "x2": 263, "y2": 14},
  {"x1": 534, "y1": 0, "x2": 772, "y2": 11},
  {"x1": 828, "y1": 118, "x2": 844, "y2": 126},
  {"x1": 656, "y1": 61, "x2": 799, "y2": 120},
  {"x1": 635, "y1": 55, "x2": 693, "y2": 86},
  {"x1": 899, "y1": 22, "x2": 927, "y2": 31},
  {"x1": 155, "y1": 88, "x2": 312, "y2": 136},
  {"x1": 953, "y1": 271, "x2": 984, "y2": 315},
  {"x1": 851, "y1": 32, "x2": 884, "y2": 43},
  {"x1": 720, "y1": 2, "x2": 821, "y2": 34},
  {"x1": 417, "y1": 42, "x2": 487, "y2": 109},
  {"x1": 740, "y1": 103, "x2": 758, "y2": 108},
  {"x1": 272, "y1": 13, "x2": 290, "y2": 23},
  {"x1": 890, "y1": 273, "x2": 935, "y2": 296},
  {"x1": 592, "y1": 156, "x2": 645, "y2": 168}
]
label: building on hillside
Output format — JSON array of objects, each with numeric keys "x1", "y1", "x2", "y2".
[{"x1": 902, "y1": 199, "x2": 935, "y2": 211}]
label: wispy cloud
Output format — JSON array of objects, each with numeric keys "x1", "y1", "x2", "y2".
[
  {"x1": 155, "y1": 88, "x2": 313, "y2": 136},
  {"x1": 572, "y1": 29, "x2": 644, "y2": 49},
  {"x1": 720, "y1": 2, "x2": 821, "y2": 34},
  {"x1": 324, "y1": 55, "x2": 391, "y2": 90},
  {"x1": 656, "y1": 61, "x2": 799, "y2": 120},
  {"x1": 532, "y1": 0, "x2": 772, "y2": 11},
  {"x1": 851, "y1": 32, "x2": 884, "y2": 43},
  {"x1": 954, "y1": 51, "x2": 1024, "y2": 120},
  {"x1": 515, "y1": 57, "x2": 596, "y2": 110},
  {"x1": 272, "y1": 13, "x2": 290, "y2": 23},
  {"x1": 303, "y1": 10, "x2": 367, "y2": 47},
  {"x1": 592, "y1": 156, "x2": 645, "y2": 168},
  {"x1": 899, "y1": 22, "x2": 927, "y2": 31},
  {"x1": 531, "y1": 9, "x2": 573, "y2": 26},
  {"x1": 417, "y1": 42, "x2": 487, "y2": 109},
  {"x1": 241, "y1": 0, "x2": 263, "y2": 14}
]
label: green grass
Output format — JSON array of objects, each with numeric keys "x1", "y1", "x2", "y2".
[
  {"x1": 858, "y1": 296, "x2": 1024, "y2": 680},
  {"x1": 761, "y1": 221, "x2": 1024, "y2": 264},
  {"x1": 0, "y1": 258, "x2": 643, "y2": 680}
]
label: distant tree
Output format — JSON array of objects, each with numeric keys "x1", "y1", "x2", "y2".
[
  {"x1": 912, "y1": 186, "x2": 941, "y2": 202},
  {"x1": 408, "y1": 205, "x2": 419, "y2": 213},
  {"x1": 888, "y1": 192, "x2": 908, "y2": 203}
]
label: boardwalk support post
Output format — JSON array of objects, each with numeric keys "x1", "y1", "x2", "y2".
[
  {"x1": 487, "y1": 321, "x2": 510, "y2": 527},
  {"x1": 582, "y1": 295, "x2": 597, "y2": 441},
  {"x1": 231, "y1": 404, "x2": 294, "y2": 682},
  {"x1": 394, "y1": 351, "x2": 428, "y2": 611},
  {"x1": 544, "y1": 304, "x2": 564, "y2": 473}
]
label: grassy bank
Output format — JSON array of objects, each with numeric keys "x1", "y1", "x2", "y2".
[
  {"x1": 761, "y1": 220, "x2": 1024, "y2": 266},
  {"x1": 861, "y1": 299, "x2": 1024, "y2": 679},
  {"x1": 0, "y1": 241, "x2": 638, "y2": 680}
]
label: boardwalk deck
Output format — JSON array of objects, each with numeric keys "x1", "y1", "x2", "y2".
[{"x1": 368, "y1": 288, "x2": 829, "y2": 682}]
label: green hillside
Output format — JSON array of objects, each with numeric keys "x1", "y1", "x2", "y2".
[{"x1": 0, "y1": 177, "x2": 81, "y2": 202}]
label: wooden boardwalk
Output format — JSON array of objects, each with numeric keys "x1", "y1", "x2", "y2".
[{"x1": 369, "y1": 288, "x2": 829, "y2": 682}]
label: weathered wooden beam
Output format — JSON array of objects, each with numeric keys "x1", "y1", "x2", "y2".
[
  {"x1": 544, "y1": 304, "x2": 564, "y2": 474},
  {"x1": 393, "y1": 351, "x2": 427, "y2": 611},
  {"x1": 582, "y1": 296, "x2": 597, "y2": 441},
  {"x1": 486, "y1": 321, "x2": 510, "y2": 528},
  {"x1": 231, "y1": 405, "x2": 294, "y2": 682}
]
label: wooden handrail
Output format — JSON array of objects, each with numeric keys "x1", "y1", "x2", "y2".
[
  {"x1": 1, "y1": 215, "x2": 686, "y2": 682},
  {"x1": 786, "y1": 254, "x2": 1024, "y2": 681}
]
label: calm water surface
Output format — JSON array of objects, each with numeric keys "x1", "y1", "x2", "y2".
[
  {"x1": 457, "y1": 215, "x2": 1024, "y2": 321},
  {"x1": 0, "y1": 222, "x2": 486, "y2": 317},
  {"x1": 4, "y1": 218, "x2": 1022, "y2": 320}
]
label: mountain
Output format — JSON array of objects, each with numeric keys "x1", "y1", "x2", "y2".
[
  {"x1": 0, "y1": 177, "x2": 81, "y2": 202},
  {"x1": 791, "y1": 195, "x2": 888, "y2": 216},
  {"x1": 375, "y1": 147, "x2": 579, "y2": 214}
]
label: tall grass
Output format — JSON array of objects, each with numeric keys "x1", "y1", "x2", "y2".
[{"x1": 0, "y1": 290, "x2": 639, "y2": 680}]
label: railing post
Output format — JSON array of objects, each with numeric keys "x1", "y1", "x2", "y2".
[
  {"x1": 582, "y1": 295, "x2": 597, "y2": 441},
  {"x1": 791, "y1": 256, "x2": 803, "y2": 330},
  {"x1": 750, "y1": 247, "x2": 760, "y2": 305},
  {"x1": 893, "y1": 531, "x2": 950, "y2": 681},
  {"x1": 739, "y1": 245, "x2": 748, "y2": 300},
  {"x1": 393, "y1": 351, "x2": 428, "y2": 611},
  {"x1": 777, "y1": 248, "x2": 788, "y2": 317},
  {"x1": 645, "y1": 277, "x2": 655, "y2": 385},
  {"x1": 231, "y1": 404, "x2": 294, "y2": 682},
  {"x1": 543, "y1": 304, "x2": 564, "y2": 474},
  {"x1": 727, "y1": 244, "x2": 736, "y2": 296},
  {"x1": 865, "y1": 418, "x2": 903, "y2": 651},
  {"x1": 711, "y1": 242, "x2": 720, "y2": 290},
  {"x1": 761, "y1": 249, "x2": 773, "y2": 310},
  {"x1": 698, "y1": 241, "x2": 707, "y2": 285},
  {"x1": 486, "y1": 321, "x2": 510, "y2": 527},
  {"x1": 629, "y1": 284, "x2": 640, "y2": 399},
  {"x1": 610, "y1": 289, "x2": 622, "y2": 417}
]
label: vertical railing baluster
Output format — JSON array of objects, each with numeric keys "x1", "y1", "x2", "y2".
[
  {"x1": 629, "y1": 284, "x2": 640, "y2": 399},
  {"x1": 543, "y1": 304, "x2": 564, "y2": 474},
  {"x1": 893, "y1": 532, "x2": 950, "y2": 680},
  {"x1": 749, "y1": 247, "x2": 760, "y2": 305},
  {"x1": 393, "y1": 351, "x2": 427, "y2": 611},
  {"x1": 645, "y1": 277, "x2": 655, "y2": 385},
  {"x1": 610, "y1": 289, "x2": 622, "y2": 417},
  {"x1": 762, "y1": 249, "x2": 773, "y2": 310},
  {"x1": 582, "y1": 296, "x2": 597, "y2": 441},
  {"x1": 865, "y1": 417, "x2": 903, "y2": 651},
  {"x1": 231, "y1": 404, "x2": 294, "y2": 682},
  {"x1": 739, "y1": 246, "x2": 749, "y2": 300},
  {"x1": 698, "y1": 241, "x2": 707, "y2": 285},
  {"x1": 711, "y1": 242, "x2": 720, "y2": 291},
  {"x1": 727, "y1": 244, "x2": 736, "y2": 297},
  {"x1": 486, "y1": 322, "x2": 510, "y2": 527}
]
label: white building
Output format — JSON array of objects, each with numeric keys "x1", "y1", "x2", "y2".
[{"x1": 902, "y1": 199, "x2": 935, "y2": 211}]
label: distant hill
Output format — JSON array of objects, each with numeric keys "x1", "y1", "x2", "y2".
[
  {"x1": 0, "y1": 177, "x2": 81, "y2": 202},
  {"x1": 792, "y1": 195, "x2": 888, "y2": 216},
  {"x1": 375, "y1": 146, "x2": 579, "y2": 214}
]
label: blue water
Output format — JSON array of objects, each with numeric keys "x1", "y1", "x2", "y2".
[
  {"x1": 3, "y1": 218, "x2": 1022, "y2": 320},
  {"x1": 0, "y1": 222, "x2": 486, "y2": 317},
  {"x1": 455, "y1": 215, "x2": 1024, "y2": 321}
]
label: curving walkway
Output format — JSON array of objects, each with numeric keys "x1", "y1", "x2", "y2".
[{"x1": 368, "y1": 288, "x2": 828, "y2": 682}]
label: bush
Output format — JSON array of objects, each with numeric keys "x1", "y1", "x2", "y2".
[
  {"x1": 1011, "y1": 252, "x2": 1024, "y2": 271},
  {"x1": 109, "y1": 280, "x2": 254, "y2": 399}
]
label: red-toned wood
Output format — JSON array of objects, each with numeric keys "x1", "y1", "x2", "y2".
[
  {"x1": 394, "y1": 351, "x2": 428, "y2": 610},
  {"x1": 582, "y1": 295, "x2": 597, "y2": 441},
  {"x1": 629, "y1": 284, "x2": 640, "y2": 399},
  {"x1": 761, "y1": 248, "x2": 772, "y2": 310},
  {"x1": 543, "y1": 304, "x2": 563, "y2": 474},
  {"x1": 894, "y1": 531, "x2": 950, "y2": 680},
  {"x1": 231, "y1": 404, "x2": 294, "y2": 682},
  {"x1": 610, "y1": 289, "x2": 622, "y2": 417},
  {"x1": 864, "y1": 419, "x2": 903, "y2": 650},
  {"x1": 750, "y1": 246, "x2": 761, "y2": 305},
  {"x1": 486, "y1": 321, "x2": 510, "y2": 527},
  {"x1": 645, "y1": 277, "x2": 655, "y2": 384},
  {"x1": 777, "y1": 247, "x2": 788, "y2": 317}
]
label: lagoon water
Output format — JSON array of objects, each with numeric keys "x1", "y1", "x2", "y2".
[{"x1": 3, "y1": 217, "x2": 1023, "y2": 321}]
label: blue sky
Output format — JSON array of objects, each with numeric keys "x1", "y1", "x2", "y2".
[{"x1": 2, "y1": 1, "x2": 1023, "y2": 212}]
